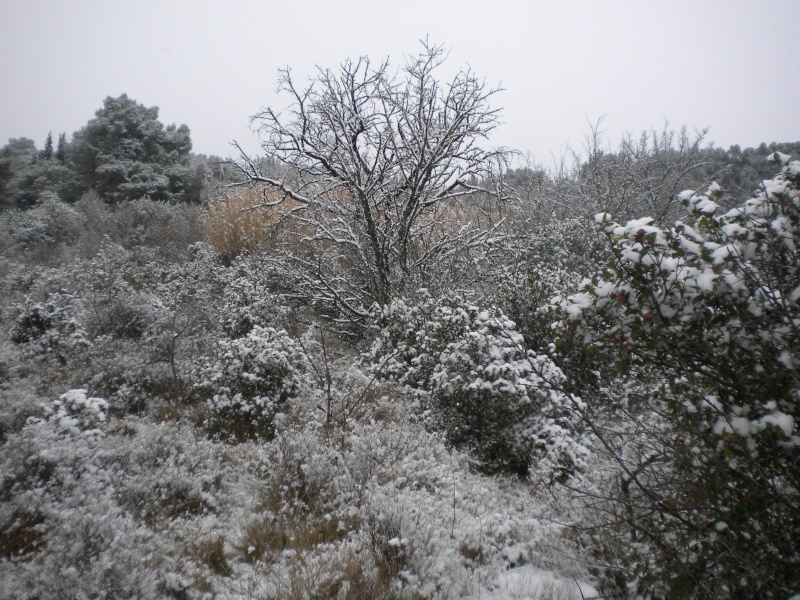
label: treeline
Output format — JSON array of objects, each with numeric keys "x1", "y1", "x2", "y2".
[
  {"x1": 505, "y1": 124, "x2": 800, "y2": 228},
  {"x1": 0, "y1": 94, "x2": 234, "y2": 211},
  {"x1": 1, "y1": 94, "x2": 797, "y2": 226}
]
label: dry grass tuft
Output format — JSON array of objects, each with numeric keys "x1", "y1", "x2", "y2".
[
  {"x1": 270, "y1": 545, "x2": 414, "y2": 600},
  {"x1": 204, "y1": 187, "x2": 301, "y2": 259},
  {"x1": 192, "y1": 534, "x2": 230, "y2": 576},
  {"x1": 237, "y1": 513, "x2": 356, "y2": 563}
]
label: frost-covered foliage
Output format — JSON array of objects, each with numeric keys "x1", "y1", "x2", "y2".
[
  {"x1": 0, "y1": 193, "x2": 86, "y2": 251},
  {"x1": 0, "y1": 407, "x2": 228, "y2": 599},
  {"x1": 1, "y1": 233, "x2": 294, "y2": 410},
  {"x1": 46, "y1": 389, "x2": 108, "y2": 434},
  {"x1": 216, "y1": 253, "x2": 291, "y2": 338},
  {"x1": 196, "y1": 326, "x2": 307, "y2": 441},
  {"x1": 68, "y1": 94, "x2": 201, "y2": 204},
  {"x1": 212, "y1": 397, "x2": 583, "y2": 599},
  {"x1": 494, "y1": 264, "x2": 575, "y2": 356},
  {"x1": 10, "y1": 291, "x2": 90, "y2": 363},
  {"x1": 0, "y1": 207, "x2": 597, "y2": 599},
  {"x1": 556, "y1": 155, "x2": 800, "y2": 598},
  {"x1": 371, "y1": 293, "x2": 589, "y2": 478},
  {"x1": 505, "y1": 214, "x2": 607, "y2": 279},
  {"x1": 0, "y1": 370, "x2": 591, "y2": 600},
  {"x1": 575, "y1": 122, "x2": 715, "y2": 225}
]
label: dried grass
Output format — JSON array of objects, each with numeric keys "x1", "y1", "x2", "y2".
[{"x1": 204, "y1": 187, "x2": 301, "y2": 259}]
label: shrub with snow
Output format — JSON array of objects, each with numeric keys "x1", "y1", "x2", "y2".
[
  {"x1": 10, "y1": 291, "x2": 90, "y2": 364},
  {"x1": 216, "y1": 254, "x2": 290, "y2": 338},
  {"x1": 1, "y1": 192, "x2": 86, "y2": 250},
  {"x1": 46, "y1": 388, "x2": 108, "y2": 434},
  {"x1": 371, "y1": 293, "x2": 589, "y2": 478},
  {"x1": 196, "y1": 326, "x2": 307, "y2": 441},
  {"x1": 556, "y1": 155, "x2": 800, "y2": 598}
]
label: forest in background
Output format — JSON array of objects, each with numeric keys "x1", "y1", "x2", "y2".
[{"x1": 1, "y1": 45, "x2": 798, "y2": 600}]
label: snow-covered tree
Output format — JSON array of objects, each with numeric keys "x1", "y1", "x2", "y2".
[
  {"x1": 69, "y1": 94, "x2": 199, "y2": 204},
  {"x1": 234, "y1": 42, "x2": 509, "y2": 320},
  {"x1": 574, "y1": 121, "x2": 714, "y2": 225}
]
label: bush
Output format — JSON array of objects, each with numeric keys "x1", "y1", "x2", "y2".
[
  {"x1": 10, "y1": 291, "x2": 90, "y2": 364},
  {"x1": 0, "y1": 193, "x2": 86, "y2": 253},
  {"x1": 494, "y1": 264, "x2": 574, "y2": 356},
  {"x1": 371, "y1": 292, "x2": 589, "y2": 478},
  {"x1": 215, "y1": 253, "x2": 290, "y2": 338},
  {"x1": 557, "y1": 154, "x2": 800, "y2": 598},
  {"x1": 196, "y1": 326, "x2": 307, "y2": 442},
  {"x1": 46, "y1": 388, "x2": 108, "y2": 434}
]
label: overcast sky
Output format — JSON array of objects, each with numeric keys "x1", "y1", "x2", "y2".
[{"x1": 2, "y1": 0, "x2": 799, "y2": 166}]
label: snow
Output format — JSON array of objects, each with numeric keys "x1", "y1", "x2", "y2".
[
  {"x1": 768, "y1": 151, "x2": 792, "y2": 165},
  {"x1": 759, "y1": 412, "x2": 795, "y2": 438},
  {"x1": 476, "y1": 567, "x2": 599, "y2": 599},
  {"x1": 696, "y1": 270, "x2": 717, "y2": 291},
  {"x1": 694, "y1": 198, "x2": 719, "y2": 214},
  {"x1": 3, "y1": 141, "x2": 799, "y2": 599}
]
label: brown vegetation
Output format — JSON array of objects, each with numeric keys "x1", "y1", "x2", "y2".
[{"x1": 204, "y1": 187, "x2": 302, "y2": 259}]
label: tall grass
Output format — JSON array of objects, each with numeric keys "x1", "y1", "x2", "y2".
[{"x1": 204, "y1": 187, "x2": 300, "y2": 259}]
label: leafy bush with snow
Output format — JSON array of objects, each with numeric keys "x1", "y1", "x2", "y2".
[
  {"x1": 556, "y1": 154, "x2": 800, "y2": 598},
  {"x1": 371, "y1": 293, "x2": 589, "y2": 478},
  {"x1": 196, "y1": 326, "x2": 307, "y2": 441},
  {"x1": 10, "y1": 291, "x2": 90, "y2": 364},
  {"x1": 0, "y1": 193, "x2": 86, "y2": 251},
  {"x1": 494, "y1": 264, "x2": 575, "y2": 356},
  {"x1": 215, "y1": 253, "x2": 290, "y2": 338},
  {"x1": 45, "y1": 388, "x2": 108, "y2": 434}
]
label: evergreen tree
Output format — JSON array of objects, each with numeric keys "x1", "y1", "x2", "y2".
[
  {"x1": 68, "y1": 94, "x2": 199, "y2": 203},
  {"x1": 40, "y1": 132, "x2": 53, "y2": 160},
  {"x1": 55, "y1": 133, "x2": 66, "y2": 163}
]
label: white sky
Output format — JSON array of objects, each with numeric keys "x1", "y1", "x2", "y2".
[{"x1": 2, "y1": 0, "x2": 799, "y2": 166}]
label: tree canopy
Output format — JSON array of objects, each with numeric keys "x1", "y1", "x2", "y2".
[
  {"x1": 234, "y1": 42, "x2": 509, "y2": 318},
  {"x1": 68, "y1": 94, "x2": 200, "y2": 203}
]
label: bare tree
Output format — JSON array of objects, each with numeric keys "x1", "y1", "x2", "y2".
[
  {"x1": 233, "y1": 42, "x2": 510, "y2": 321},
  {"x1": 574, "y1": 119, "x2": 714, "y2": 224}
]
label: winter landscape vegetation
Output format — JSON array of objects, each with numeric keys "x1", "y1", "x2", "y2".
[{"x1": 1, "y1": 41, "x2": 799, "y2": 599}]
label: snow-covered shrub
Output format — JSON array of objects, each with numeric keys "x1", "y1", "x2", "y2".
[
  {"x1": 216, "y1": 253, "x2": 290, "y2": 338},
  {"x1": 10, "y1": 291, "x2": 90, "y2": 363},
  {"x1": 0, "y1": 192, "x2": 86, "y2": 251},
  {"x1": 0, "y1": 406, "x2": 162, "y2": 598},
  {"x1": 494, "y1": 264, "x2": 574, "y2": 356},
  {"x1": 556, "y1": 155, "x2": 800, "y2": 598},
  {"x1": 116, "y1": 421, "x2": 224, "y2": 524},
  {"x1": 196, "y1": 326, "x2": 307, "y2": 441},
  {"x1": 517, "y1": 215, "x2": 607, "y2": 277},
  {"x1": 45, "y1": 388, "x2": 108, "y2": 434},
  {"x1": 0, "y1": 376, "x2": 43, "y2": 442},
  {"x1": 371, "y1": 293, "x2": 589, "y2": 478},
  {"x1": 74, "y1": 246, "x2": 155, "y2": 341},
  {"x1": 108, "y1": 197, "x2": 205, "y2": 257}
]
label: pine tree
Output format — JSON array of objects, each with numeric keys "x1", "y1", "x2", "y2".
[
  {"x1": 40, "y1": 131, "x2": 53, "y2": 160},
  {"x1": 69, "y1": 94, "x2": 196, "y2": 203},
  {"x1": 55, "y1": 133, "x2": 66, "y2": 163}
]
